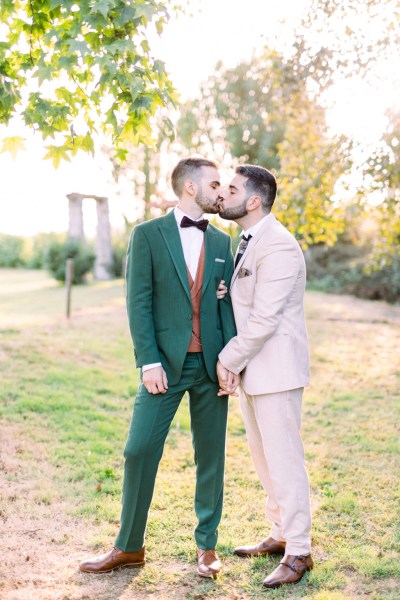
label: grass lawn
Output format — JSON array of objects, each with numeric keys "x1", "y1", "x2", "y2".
[{"x1": 0, "y1": 268, "x2": 399, "y2": 599}]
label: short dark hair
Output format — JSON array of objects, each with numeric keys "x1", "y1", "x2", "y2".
[
  {"x1": 171, "y1": 157, "x2": 219, "y2": 197},
  {"x1": 235, "y1": 164, "x2": 277, "y2": 212}
]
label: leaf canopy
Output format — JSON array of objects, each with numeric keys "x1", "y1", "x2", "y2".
[{"x1": 0, "y1": 0, "x2": 179, "y2": 165}]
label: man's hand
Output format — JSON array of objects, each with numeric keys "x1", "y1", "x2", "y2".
[
  {"x1": 217, "y1": 280, "x2": 228, "y2": 300},
  {"x1": 217, "y1": 360, "x2": 240, "y2": 396},
  {"x1": 142, "y1": 366, "x2": 169, "y2": 394}
]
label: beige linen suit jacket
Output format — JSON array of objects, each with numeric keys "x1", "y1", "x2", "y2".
[{"x1": 219, "y1": 214, "x2": 310, "y2": 395}]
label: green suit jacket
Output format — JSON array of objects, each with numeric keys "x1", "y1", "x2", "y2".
[{"x1": 126, "y1": 210, "x2": 237, "y2": 385}]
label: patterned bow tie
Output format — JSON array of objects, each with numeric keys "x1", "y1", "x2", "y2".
[
  {"x1": 235, "y1": 234, "x2": 252, "y2": 267},
  {"x1": 180, "y1": 216, "x2": 209, "y2": 232}
]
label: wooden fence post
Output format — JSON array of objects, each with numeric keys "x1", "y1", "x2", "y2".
[{"x1": 65, "y1": 258, "x2": 74, "y2": 319}]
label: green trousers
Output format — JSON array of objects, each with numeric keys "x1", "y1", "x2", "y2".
[{"x1": 115, "y1": 353, "x2": 228, "y2": 552}]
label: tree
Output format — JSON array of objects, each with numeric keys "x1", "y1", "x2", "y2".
[
  {"x1": 293, "y1": 0, "x2": 400, "y2": 260},
  {"x1": 103, "y1": 108, "x2": 176, "y2": 224},
  {"x1": 289, "y1": 0, "x2": 400, "y2": 95},
  {"x1": 177, "y1": 53, "x2": 286, "y2": 169},
  {"x1": 365, "y1": 109, "x2": 400, "y2": 266},
  {"x1": 177, "y1": 48, "x2": 352, "y2": 248},
  {"x1": 0, "y1": 0, "x2": 179, "y2": 164},
  {"x1": 276, "y1": 97, "x2": 351, "y2": 248}
]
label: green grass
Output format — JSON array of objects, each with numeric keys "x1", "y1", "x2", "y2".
[{"x1": 0, "y1": 269, "x2": 399, "y2": 599}]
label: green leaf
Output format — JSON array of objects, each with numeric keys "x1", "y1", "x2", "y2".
[
  {"x1": 135, "y1": 4, "x2": 156, "y2": 22},
  {"x1": 113, "y1": 147, "x2": 128, "y2": 162},
  {"x1": 55, "y1": 87, "x2": 75, "y2": 105},
  {"x1": 74, "y1": 133, "x2": 95, "y2": 155},
  {"x1": 105, "y1": 109, "x2": 117, "y2": 129},
  {"x1": 90, "y1": 0, "x2": 114, "y2": 19},
  {"x1": 44, "y1": 145, "x2": 71, "y2": 168},
  {"x1": 57, "y1": 55, "x2": 77, "y2": 71},
  {"x1": 67, "y1": 40, "x2": 89, "y2": 55},
  {"x1": 0, "y1": 136, "x2": 26, "y2": 158},
  {"x1": 141, "y1": 39, "x2": 150, "y2": 54},
  {"x1": 50, "y1": 0, "x2": 66, "y2": 9},
  {"x1": 112, "y1": 5, "x2": 136, "y2": 27},
  {"x1": 33, "y1": 63, "x2": 53, "y2": 86},
  {"x1": 0, "y1": 0, "x2": 15, "y2": 19}
]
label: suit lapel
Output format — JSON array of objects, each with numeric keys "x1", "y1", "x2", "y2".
[
  {"x1": 231, "y1": 214, "x2": 276, "y2": 289},
  {"x1": 159, "y1": 211, "x2": 191, "y2": 301},
  {"x1": 202, "y1": 225, "x2": 218, "y2": 295}
]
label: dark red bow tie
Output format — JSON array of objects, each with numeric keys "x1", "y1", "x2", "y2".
[{"x1": 180, "y1": 216, "x2": 209, "y2": 232}]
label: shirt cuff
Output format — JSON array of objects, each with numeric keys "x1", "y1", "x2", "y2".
[{"x1": 142, "y1": 362, "x2": 162, "y2": 372}]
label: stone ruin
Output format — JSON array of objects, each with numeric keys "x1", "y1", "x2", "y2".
[{"x1": 66, "y1": 193, "x2": 113, "y2": 280}]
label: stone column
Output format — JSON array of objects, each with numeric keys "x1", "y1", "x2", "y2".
[
  {"x1": 95, "y1": 196, "x2": 113, "y2": 280},
  {"x1": 67, "y1": 193, "x2": 84, "y2": 241}
]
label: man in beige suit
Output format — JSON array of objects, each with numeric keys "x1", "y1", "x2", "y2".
[{"x1": 216, "y1": 164, "x2": 313, "y2": 589}]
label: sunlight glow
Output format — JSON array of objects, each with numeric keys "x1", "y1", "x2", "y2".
[{"x1": 0, "y1": 0, "x2": 398, "y2": 235}]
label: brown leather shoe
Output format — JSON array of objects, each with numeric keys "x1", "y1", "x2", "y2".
[
  {"x1": 79, "y1": 546, "x2": 145, "y2": 573},
  {"x1": 234, "y1": 536, "x2": 286, "y2": 557},
  {"x1": 263, "y1": 554, "x2": 313, "y2": 588},
  {"x1": 196, "y1": 548, "x2": 221, "y2": 579}
]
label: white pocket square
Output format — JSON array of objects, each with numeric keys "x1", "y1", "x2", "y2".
[{"x1": 215, "y1": 258, "x2": 225, "y2": 263}]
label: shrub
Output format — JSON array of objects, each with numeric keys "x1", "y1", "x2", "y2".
[
  {"x1": 112, "y1": 242, "x2": 127, "y2": 278},
  {"x1": 28, "y1": 232, "x2": 65, "y2": 269},
  {"x1": 343, "y1": 258, "x2": 400, "y2": 303},
  {"x1": 45, "y1": 239, "x2": 95, "y2": 284},
  {"x1": 306, "y1": 242, "x2": 400, "y2": 304},
  {"x1": 0, "y1": 234, "x2": 27, "y2": 267}
]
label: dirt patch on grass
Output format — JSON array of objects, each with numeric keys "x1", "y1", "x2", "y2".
[
  {"x1": 0, "y1": 423, "x2": 256, "y2": 600},
  {"x1": 0, "y1": 423, "x2": 197, "y2": 600}
]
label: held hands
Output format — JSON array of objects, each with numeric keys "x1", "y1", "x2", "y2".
[
  {"x1": 217, "y1": 280, "x2": 228, "y2": 300},
  {"x1": 143, "y1": 366, "x2": 169, "y2": 394},
  {"x1": 217, "y1": 360, "x2": 240, "y2": 397}
]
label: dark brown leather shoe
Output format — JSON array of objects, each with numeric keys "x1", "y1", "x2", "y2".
[
  {"x1": 196, "y1": 548, "x2": 221, "y2": 579},
  {"x1": 79, "y1": 546, "x2": 145, "y2": 573},
  {"x1": 234, "y1": 536, "x2": 286, "y2": 557},
  {"x1": 263, "y1": 554, "x2": 313, "y2": 588}
]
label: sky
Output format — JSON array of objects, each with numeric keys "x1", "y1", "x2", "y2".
[{"x1": 0, "y1": 0, "x2": 397, "y2": 237}]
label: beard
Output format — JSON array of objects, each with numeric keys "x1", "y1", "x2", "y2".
[
  {"x1": 194, "y1": 186, "x2": 220, "y2": 214},
  {"x1": 219, "y1": 198, "x2": 249, "y2": 220}
]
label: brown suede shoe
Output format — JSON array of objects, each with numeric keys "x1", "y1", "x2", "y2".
[
  {"x1": 234, "y1": 536, "x2": 286, "y2": 557},
  {"x1": 79, "y1": 546, "x2": 145, "y2": 573},
  {"x1": 196, "y1": 549, "x2": 221, "y2": 579},
  {"x1": 263, "y1": 554, "x2": 313, "y2": 588}
]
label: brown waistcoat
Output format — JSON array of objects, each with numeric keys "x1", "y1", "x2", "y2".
[{"x1": 186, "y1": 243, "x2": 205, "y2": 352}]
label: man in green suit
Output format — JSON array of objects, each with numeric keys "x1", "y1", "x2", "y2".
[{"x1": 79, "y1": 158, "x2": 236, "y2": 578}]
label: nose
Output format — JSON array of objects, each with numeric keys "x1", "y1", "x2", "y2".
[{"x1": 218, "y1": 190, "x2": 227, "y2": 201}]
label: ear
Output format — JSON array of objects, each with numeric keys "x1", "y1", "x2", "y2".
[
  {"x1": 247, "y1": 195, "x2": 262, "y2": 211},
  {"x1": 184, "y1": 178, "x2": 197, "y2": 197}
]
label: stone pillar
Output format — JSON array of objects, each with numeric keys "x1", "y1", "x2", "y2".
[
  {"x1": 67, "y1": 193, "x2": 84, "y2": 241},
  {"x1": 66, "y1": 192, "x2": 114, "y2": 280},
  {"x1": 95, "y1": 197, "x2": 113, "y2": 280}
]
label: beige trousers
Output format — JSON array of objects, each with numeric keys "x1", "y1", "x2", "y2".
[{"x1": 239, "y1": 386, "x2": 312, "y2": 555}]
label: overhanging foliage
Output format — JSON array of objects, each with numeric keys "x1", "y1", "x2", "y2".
[{"x1": 0, "y1": 0, "x2": 179, "y2": 164}]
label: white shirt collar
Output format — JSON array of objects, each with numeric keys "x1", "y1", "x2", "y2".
[
  {"x1": 241, "y1": 212, "x2": 272, "y2": 239},
  {"x1": 174, "y1": 206, "x2": 204, "y2": 225}
]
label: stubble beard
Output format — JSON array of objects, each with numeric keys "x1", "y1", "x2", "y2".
[
  {"x1": 219, "y1": 198, "x2": 249, "y2": 221},
  {"x1": 194, "y1": 186, "x2": 219, "y2": 214}
]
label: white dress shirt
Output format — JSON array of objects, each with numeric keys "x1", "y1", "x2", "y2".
[
  {"x1": 174, "y1": 206, "x2": 205, "y2": 281},
  {"x1": 241, "y1": 212, "x2": 272, "y2": 240},
  {"x1": 143, "y1": 207, "x2": 206, "y2": 372},
  {"x1": 234, "y1": 213, "x2": 272, "y2": 268}
]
